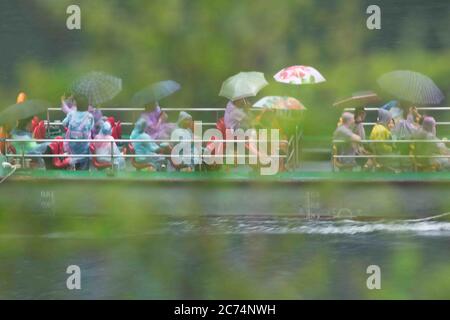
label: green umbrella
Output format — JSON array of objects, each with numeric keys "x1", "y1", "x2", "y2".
[
  {"x1": 131, "y1": 80, "x2": 181, "y2": 108},
  {"x1": 0, "y1": 100, "x2": 51, "y2": 126},
  {"x1": 71, "y1": 71, "x2": 122, "y2": 106},
  {"x1": 219, "y1": 72, "x2": 268, "y2": 101}
]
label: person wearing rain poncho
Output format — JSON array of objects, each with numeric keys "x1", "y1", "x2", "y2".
[
  {"x1": 382, "y1": 100, "x2": 423, "y2": 170},
  {"x1": 62, "y1": 98, "x2": 95, "y2": 170},
  {"x1": 9, "y1": 117, "x2": 49, "y2": 168},
  {"x1": 224, "y1": 99, "x2": 251, "y2": 131},
  {"x1": 170, "y1": 112, "x2": 202, "y2": 171},
  {"x1": 332, "y1": 112, "x2": 362, "y2": 169},
  {"x1": 382, "y1": 100, "x2": 421, "y2": 140},
  {"x1": 140, "y1": 105, "x2": 176, "y2": 140},
  {"x1": 61, "y1": 95, "x2": 105, "y2": 138},
  {"x1": 369, "y1": 109, "x2": 397, "y2": 170},
  {"x1": 412, "y1": 116, "x2": 449, "y2": 170},
  {"x1": 130, "y1": 118, "x2": 166, "y2": 170},
  {"x1": 93, "y1": 121, "x2": 125, "y2": 170}
]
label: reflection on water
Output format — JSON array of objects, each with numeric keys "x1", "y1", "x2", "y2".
[{"x1": 0, "y1": 214, "x2": 449, "y2": 299}]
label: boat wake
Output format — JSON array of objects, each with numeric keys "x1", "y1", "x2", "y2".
[
  {"x1": 1, "y1": 214, "x2": 449, "y2": 239},
  {"x1": 164, "y1": 214, "x2": 450, "y2": 236}
]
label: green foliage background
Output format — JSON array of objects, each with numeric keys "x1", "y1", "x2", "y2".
[
  {"x1": 0, "y1": 0, "x2": 449, "y2": 299},
  {"x1": 0, "y1": 0, "x2": 448, "y2": 135}
]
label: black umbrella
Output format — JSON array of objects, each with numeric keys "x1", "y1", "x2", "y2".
[{"x1": 0, "y1": 100, "x2": 51, "y2": 126}]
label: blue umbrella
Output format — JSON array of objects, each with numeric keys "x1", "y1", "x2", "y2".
[
  {"x1": 131, "y1": 80, "x2": 181, "y2": 108},
  {"x1": 377, "y1": 70, "x2": 444, "y2": 105}
]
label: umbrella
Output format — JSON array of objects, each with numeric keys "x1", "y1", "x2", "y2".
[
  {"x1": 377, "y1": 70, "x2": 444, "y2": 105},
  {"x1": 274, "y1": 65, "x2": 326, "y2": 85},
  {"x1": 131, "y1": 80, "x2": 181, "y2": 108},
  {"x1": 253, "y1": 96, "x2": 306, "y2": 110},
  {"x1": 0, "y1": 100, "x2": 51, "y2": 126},
  {"x1": 71, "y1": 71, "x2": 122, "y2": 106},
  {"x1": 333, "y1": 91, "x2": 381, "y2": 109},
  {"x1": 219, "y1": 71, "x2": 268, "y2": 101}
]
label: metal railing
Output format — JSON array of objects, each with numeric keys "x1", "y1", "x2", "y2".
[
  {"x1": 45, "y1": 106, "x2": 301, "y2": 168},
  {"x1": 342, "y1": 107, "x2": 450, "y2": 127},
  {"x1": 331, "y1": 139, "x2": 450, "y2": 171},
  {"x1": 45, "y1": 107, "x2": 293, "y2": 128},
  {"x1": 1, "y1": 137, "x2": 289, "y2": 172}
]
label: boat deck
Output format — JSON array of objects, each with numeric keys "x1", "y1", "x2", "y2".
[{"x1": 7, "y1": 166, "x2": 450, "y2": 184}]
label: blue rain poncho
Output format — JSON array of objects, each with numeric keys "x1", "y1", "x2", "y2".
[
  {"x1": 10, "y1": 129, "x2": 49, "y2": 168},
  {"x1": 130, "y1": 118, "x2": 165, "y2": 168},
  {"x1": 62, "y1": 110, "x2": 94, "y2": 167}
]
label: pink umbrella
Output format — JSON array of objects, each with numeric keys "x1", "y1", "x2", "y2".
[
  {"x1": 253, "y1": 96, "x2": 306, "y2": 110},
  {"x1": 274, "y1": 65, "x2": 326, "y2": 85}
]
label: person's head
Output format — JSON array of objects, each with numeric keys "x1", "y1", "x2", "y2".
[
  {"x1": 159, "y1": 111, "x2": 168, "y2": 123},
  {"x1": 234, "y1": 98, "x2": 250, "y2": 108},
  {"x1": 354, "y1": 107, "x2": 366, "y2": 123},
  {"x1": 16, "y1": 117, "x2": 33, "y2": 132},
  {"x1": 134, "y1": 118, "x2": 148, "y2": 133},
  {"x1": 422, "y1": 116, "x2": 436, "y2": 135},
  {"x1": 341, "y1": 112, "x2": 355, "y2": 127},
  {"x1": 16, "y1": 92, "x2": 27, "y2": 104},
  {"x1": 377, "y1": 109, "x2": 393, "y2": 128},
  {"x1": 145, "y1": 102, "x2": 160, "y2": 112},
  {"x1": 100, "y1": 121, "x2": 112, "y2": 136},
  {"x1": 72, "y1": 95, "x2": 87, "y2": 111},
  {"x1": 177, "y1": 111, "x2": 193, "y2": 130}
]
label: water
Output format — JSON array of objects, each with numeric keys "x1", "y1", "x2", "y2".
[{"x1": 0, "y1": 215, "x2": 449, "y2": 299}]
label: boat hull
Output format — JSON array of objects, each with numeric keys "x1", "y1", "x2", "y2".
[{"x1": 1, "y1": 172, "x2": 449, "y2": 219}]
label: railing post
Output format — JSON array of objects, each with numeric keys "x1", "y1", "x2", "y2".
[
  {"x1": 1, "y1": 138, "x2": 6, "y2": 160},
  {"x1": 110, "y1": 140, "x2": 114, "y2": 171},
  {"x1": 295, "y1": 125, "x2": 299, "y2": 169},
  {"x1": 21, "y1": 144, "x2": 25, "y2": 168},
  {"x1": 46, "y1": 109, "x2": 50, "y2": 136}
]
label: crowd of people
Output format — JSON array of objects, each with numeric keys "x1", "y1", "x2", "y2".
[
  {"x1": 0, "y1": 93, "x2": 288, "y2": 172},
  {"x1": 1, "y1": 90, "x2": 449, "y2": 173},
  {"x1": 333, "y1": 102, "x2": 450, "y2": 172}
]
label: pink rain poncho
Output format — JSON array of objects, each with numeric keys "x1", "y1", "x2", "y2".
[{"x1": 93, "y1": 122, "x2": 125, "y2": 169}]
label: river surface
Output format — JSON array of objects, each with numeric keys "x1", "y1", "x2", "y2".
[{"x1": 0, "y1": 215, "x2": 449, "y2": 299}]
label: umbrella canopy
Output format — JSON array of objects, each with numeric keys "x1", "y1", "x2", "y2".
[
  {"x1": 131, "y1": 80, "x2": 181, "y2": 108},
  {"x1": 377, "y1": 70, "x2": 444, "y2": 105},
  {"x1": 71, "y1": 71, "x2": 122, "y2": 106},
  {"x1": 333, "y1": 91, "x2": 381, "y2": 109},
  {"x1": 0, "y1": 100, "x2": 51, "y2": 126},
  {"x1": 253, "y1": 96, "x2": 306, "y2": 110},
  {"x1": 274, "y1": 65, "x2": 326, "y2": 85},
  {"x1": 219, "y1": 72, "x2": 268, "y2": 101}
]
